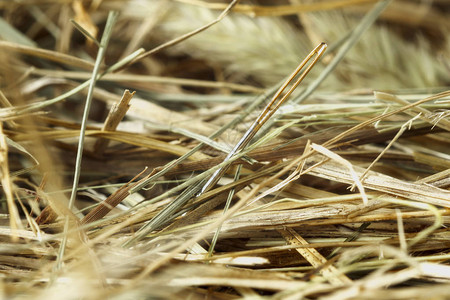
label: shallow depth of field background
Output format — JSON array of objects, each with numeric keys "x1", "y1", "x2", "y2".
[{"x1": 0, "y1": 1, "x2": 449, "y2": 299}]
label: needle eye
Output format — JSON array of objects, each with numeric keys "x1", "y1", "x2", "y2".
[{"x1": 198, "y1": 43, "x2": 328, "y2": 196}]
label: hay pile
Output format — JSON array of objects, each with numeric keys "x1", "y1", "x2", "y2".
[{"x1": 0, "y1": 0, "x2": 449, "y2": 299}]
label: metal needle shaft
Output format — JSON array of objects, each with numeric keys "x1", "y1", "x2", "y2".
[
  {"x1": 124, "y1": 43, "x2": 327, "y2": 245},
  {"x1": 197, "y1": 42, "x2": 327, "y2": 196}
]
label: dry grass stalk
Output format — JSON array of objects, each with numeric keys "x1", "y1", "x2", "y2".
[
  {"x1": 0, "y1": 0, "x2": 449, "y2": 299},
  {"x1": 93, "y1": 89, "x2": 134, "y2": 154}
]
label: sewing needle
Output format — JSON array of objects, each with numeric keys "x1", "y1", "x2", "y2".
[
  {"x1": 124, "y1": 43, "x2": 327, "y2": 245},
  {"x1": 197, "y1": 42, "x2": 327, "y2": 196}
]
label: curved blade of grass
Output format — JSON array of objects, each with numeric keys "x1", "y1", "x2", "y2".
[{"x1": 54, "y1": 11, "x2": 118, "y2": 279}]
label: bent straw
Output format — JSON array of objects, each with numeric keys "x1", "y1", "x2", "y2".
[{"x1": 198, "y1": 42, "x2": 327, "y2": 196}]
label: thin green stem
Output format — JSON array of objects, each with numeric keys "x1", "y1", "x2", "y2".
[
  {"x1": 53, "y1": 11, "x2": 118, "y2": 281},
  {"x1": 293, "y1": 0, "x2": 392, "y2": 104},
  {"x1": 68, "y1": 11, "x2": 118, "y2": 210},
  {"x1": 208, "y1": 165, "x2": 242, "y2": 257}
]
